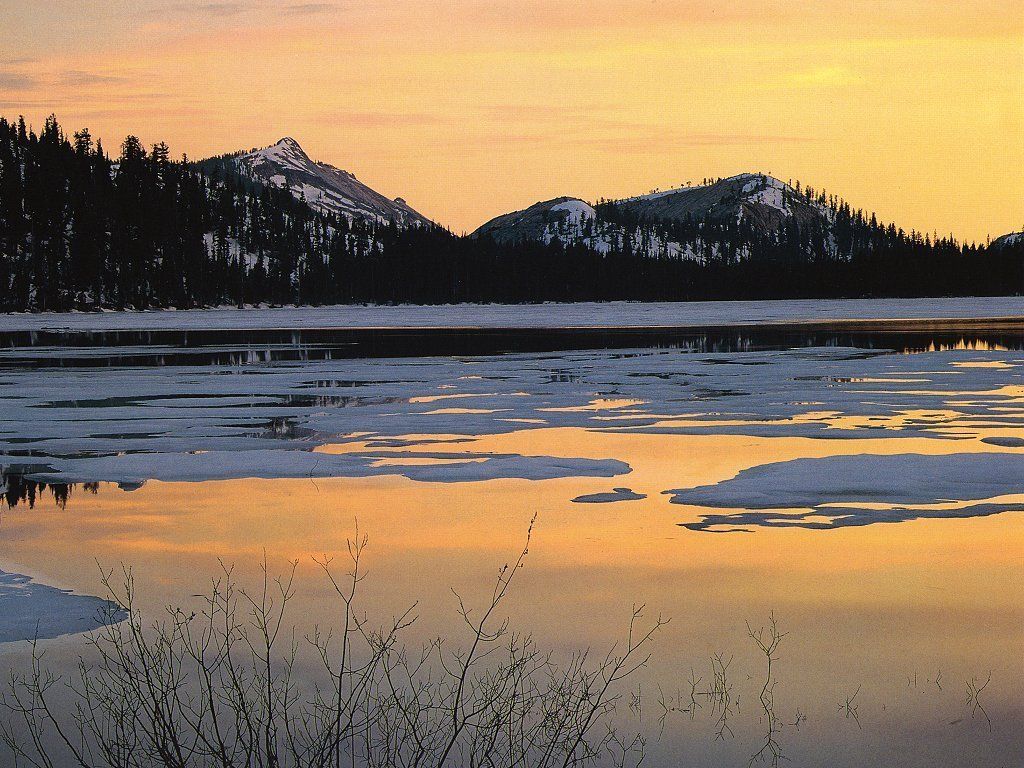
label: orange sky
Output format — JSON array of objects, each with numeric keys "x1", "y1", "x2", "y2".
[{"x1": 1, "y1": 0, "x2": 1022, "y2": 241}]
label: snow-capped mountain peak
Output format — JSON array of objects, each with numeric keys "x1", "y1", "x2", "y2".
[
  {"x1": 471, "y1": 172, "x2": 837, "y2": 263},
  {"x1": 261, "y1": 137, "x2": 308, "y2": 166},
  {"x1": 230, "y1": 137, "x2": 430, "y2": 227}
]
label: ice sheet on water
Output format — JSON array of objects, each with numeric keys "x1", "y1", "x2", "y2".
[
  {"x1": 1, "y1": 343, "x2": 1022, "y2": 486},
  {"x1": 0, "y1": 570, "x2": 126, "y2": 643},
  {"x1": 571, "y1": 487, "x2": 647, "y2": 503},
  {"x1": 666, "y1": 453, "x2": 1024, "y2": 531},
  {"x1": 15, "y1": 450, "x2": 629, "y2": 486},
  {"x1": 1, "y1": 296, "x2": 1022, "y2": 332}
]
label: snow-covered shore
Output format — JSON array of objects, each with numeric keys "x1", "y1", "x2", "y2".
[{"x1": 1, "y1": 297, "x2": 1022, "y2": 332}]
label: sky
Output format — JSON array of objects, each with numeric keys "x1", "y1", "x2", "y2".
[{"x1": 0, "y1": 0, "x2": 1021, "y2": 241}]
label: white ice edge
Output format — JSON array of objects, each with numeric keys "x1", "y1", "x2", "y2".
[{"x1": 1, "y1": 297, "x2": 1022, "y2": 332}]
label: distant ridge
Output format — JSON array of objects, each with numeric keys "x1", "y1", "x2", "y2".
[
  {"x1": 470, "y1": 173, "x2": 1024, "y2": 270},
  {"x1": 472, "y1": 173, "x2": 829, "y2": 255}
]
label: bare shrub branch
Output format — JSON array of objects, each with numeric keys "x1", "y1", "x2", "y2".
[{"x1": 2, "y1": 517, "x2": 663, "y2": 768}]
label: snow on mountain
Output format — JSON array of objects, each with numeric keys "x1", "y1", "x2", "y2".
[
  {"x1": 549, "y1": 198, "x2": 598, "y2": 223},
  {"x1": 615, "y1": 173, "x2": 828, "y2": 233},
  {"x1": 471, "y1": 173, "x2": 830, "y2": 261},
  {"x1": 472, "y1": 196, "x2": 710, "y2": 262},
  {"x1": 232, "y1": 138, "x2": 431, "y2": 227},
  {"x1": 992, "y1": 231, "x2": 1024, "y2": 249},
  {"x1": 472, "y1": 197, "x2": 588, "y2": 245}
]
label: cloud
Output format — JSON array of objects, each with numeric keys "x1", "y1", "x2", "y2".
[
  {"x1": 0, "y1": 70, "x2": 39, "y2": 92},
  {"x1": 145, "y1": 1, "x2": 257, "y2": 20},
  {"x1": 579, "y1": 132, "x2": 815, "y2": 153},
  {"x1": 146, "y1": 1, "x2": 336, "y2": 20},
  {"x1": 469, "y1": 107, "x2": 816, "y2": 153},
  {"x1": 0, "y1": 100, "x2": 51, "y2": 110},
  {"x1": 283, "y1": 2, "x2": 339, "y2": 15},
  {"x1": 64, "y1": 105, "x2": 215, "y2": 120},
  {"x1": 194, "y1": 2, "x2": 253, "y2": 16},
  {"x1": 317, "y1": 110, "x2": 446, "y2": 127},
  {"x1": 59, "y1": 70, "x2": 130, "y2": 87},
  {"x1": 484, "y1": 103, "x2": 604, "y2": 123}
]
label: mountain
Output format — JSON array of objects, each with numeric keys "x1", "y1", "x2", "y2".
[
  {"x1": 214, "y1": 137, "x2": 431, "y2": 227},
  {"x1": 614, "y1": 173, "x2": 828, "y2": 233},
  {"x1": 472, "y1": 173, "x2": 828, "y2": 251},
  {"x1": 992, "y1": 232, "x2": 1023, "y2": 250},
  {"x1": 1, "y1": 114, "x2": 1019, "y2": 311},
  {"x1": 473, "y1": 197, "x2": 597, "y2": 245},
  {"x1": 470, "y1": 196, "x2": 701, "y2": 260},
  {"x1": 471, "y1": 174, "x2": 841, "y2": 264}
]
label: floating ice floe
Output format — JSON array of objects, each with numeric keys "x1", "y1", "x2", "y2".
[
  {"x1": 571, "y1": 487, "x2": 647, "y2": 504},
  {"x1": 14, "y1": 451, "x2": 630, "y2": 486},
  {"x1": 0, "y1": 570, "x2": 126, "y2": 643},
  {"x1": 1, "y1": 342, "x2": 1022, "y2": 489},
  {"x1": 666, "y1": 452, "x2": 1024, "y2": 531}
]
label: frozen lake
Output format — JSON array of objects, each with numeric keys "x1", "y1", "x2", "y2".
[
  {"x1": 1, "y1": 302, "x2": 1022, "y2": 766},
  {"x1": 1, "y1": 296, "x2": 1023, "y2": 331}
]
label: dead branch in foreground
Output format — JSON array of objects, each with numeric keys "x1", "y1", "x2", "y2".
[{"x1": 1, "y1": 517, "x2": 666, "y2": 768}]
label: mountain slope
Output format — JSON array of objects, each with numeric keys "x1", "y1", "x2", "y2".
[
  {"x1": 471, "y1": 196, "x2": 710, "y2": 261},
  {"x1": 472, "y1": 173, "x2": 829, "y2": 249},
  {"x1": 219, "y1": 138, "x2": 430, "y2": 227},
  {"x1": 614, "y1": 173, "x2": 829, "y2": 233},
  {"x1": 992, "y1": 232, "x2": 1023, "y2": 250},
  {"x1": 472, "y1": 197, "x2": 596, "y2": 245}
]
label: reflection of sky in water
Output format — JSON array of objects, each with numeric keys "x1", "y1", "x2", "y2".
[
  {"x1": 0, "y1": 337, "x2": 1022, "y2": 766},
  {"x1": 1, "y1": 464, "x2": 1021, "y2": 767}
]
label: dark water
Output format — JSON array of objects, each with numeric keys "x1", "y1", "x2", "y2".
[{"x1": 0, "y1": 319, "x2": 1022, "y2": 367}]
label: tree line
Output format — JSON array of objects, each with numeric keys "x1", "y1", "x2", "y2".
[{"x1": 0, "y1": 115, "x2": 1019, "y2": 311}]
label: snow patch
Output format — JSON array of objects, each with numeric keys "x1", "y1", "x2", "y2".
[
  {"x1": 667, "y1": 453, "x2": 1024, "y2": 531},
  {"x1": 0, "y1": 570, "x2": 126, "y2": 643},
  {"x1": 748, "y1": 185, "x2": 789, "y2": 214},
  {"x1": 550, "y1": 199, "x2": 596, "y2": 221}
]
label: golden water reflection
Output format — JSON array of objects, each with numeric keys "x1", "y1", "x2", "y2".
[{"x1": 1, "y1": 427, "x2": 1022, "y2": 766}]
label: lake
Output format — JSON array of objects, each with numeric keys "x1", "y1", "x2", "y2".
[{"x1": 0, "y1": 299, "x2": 1022, "y2": 767}]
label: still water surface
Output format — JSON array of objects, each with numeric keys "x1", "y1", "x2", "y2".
[{"x1": 0, "y1": 322, "x2": 1022, "y2": 766}]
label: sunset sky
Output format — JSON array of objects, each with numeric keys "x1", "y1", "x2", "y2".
[{"x1": 1, "y1": 0, "x2": 1021, "y2": 241}]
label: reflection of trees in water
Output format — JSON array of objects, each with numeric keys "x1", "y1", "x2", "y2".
[
  {"x1": 1, "y1": 327, "x2": 1022, "y2": 370},
  {"x1": 0, "y1": 469, "x2": 98, "y2": 510}
]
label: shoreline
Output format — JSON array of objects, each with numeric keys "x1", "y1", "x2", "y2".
[{"x1": 0, "y1": 296, "x2": 1022, "y2": 333}]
